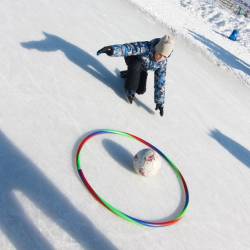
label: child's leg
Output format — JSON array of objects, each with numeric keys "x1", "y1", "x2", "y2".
[
  {"x1": 136, "y1": 70, "x2": 148, "y2": 94},
  {"x1": 124, "y1": 56, "x2": 143, "y2": 93}
]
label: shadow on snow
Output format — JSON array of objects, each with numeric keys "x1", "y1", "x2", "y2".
[
  {"x1": 21, "y1": 32, "x2": 154, "y2": 114},
  {"x1": 210, "y1": 129, "x2": 250, "y2": 168},
  {"x1": 189, "y1": 30, "x2": 250, "y2": 76},
  {"x1": 0, "y1": 131, "x2": 117, "y2": 250}
]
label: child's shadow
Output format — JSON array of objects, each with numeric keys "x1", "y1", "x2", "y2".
[{"x1": 21, "y1": 32, "x2": 125, "y2": 101}]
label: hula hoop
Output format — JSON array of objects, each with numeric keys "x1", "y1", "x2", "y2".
[{"x1": 76, "y1": 129, "x2": 189, "y2": 227}]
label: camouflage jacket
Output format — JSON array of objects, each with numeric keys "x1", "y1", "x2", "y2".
[{"x1": 111, "y1": 38, "x2": 168, "y2": 105}]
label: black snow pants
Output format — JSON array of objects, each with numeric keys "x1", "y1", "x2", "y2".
[{"x1": 124, "y1": 56, "x2": 148, "y2": 95}]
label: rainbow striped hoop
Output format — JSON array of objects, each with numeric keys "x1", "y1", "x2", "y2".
[{"x1": 76, "y1": 129, "x2": 189, "y2": 227}]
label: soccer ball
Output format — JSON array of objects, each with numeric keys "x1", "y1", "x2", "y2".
[{"x1": 133, "y1": 148, "x2": 161, "y2": 177}]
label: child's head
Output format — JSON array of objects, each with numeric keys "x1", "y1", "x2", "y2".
[{"x1": 154, "y1": 34, "x2": 175, "y2": 61}]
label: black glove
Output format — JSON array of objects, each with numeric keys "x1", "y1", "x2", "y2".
[
  {"x1": 155, "y1": 104, "x2": 164, "y2": 117},
  {"x1": 96, "y1": 46, "x2": 113, "y2": 56}
]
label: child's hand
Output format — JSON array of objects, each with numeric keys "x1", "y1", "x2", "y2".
[
  {"x1": 155, "y1": 104, "x2": 164, "y2": 117},
  {"x1": 97, "y1": 46, "x2": 113, "y2": 56}
]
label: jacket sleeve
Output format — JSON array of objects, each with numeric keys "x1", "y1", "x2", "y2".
[
  {"x1": 111, "y1": 41, "x2": 151, "y2": 57},
  {"x1": 154, "y1": 65, "x2": 167, "y2": 105}
]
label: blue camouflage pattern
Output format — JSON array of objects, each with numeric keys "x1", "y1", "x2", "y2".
[{"x1": 111, "y1": 38, "x2": 167, "y2": 105}]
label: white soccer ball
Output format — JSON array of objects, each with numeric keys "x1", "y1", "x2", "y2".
[{"x1": 133, "y1": 148, "x2": 161, "y2": 177}]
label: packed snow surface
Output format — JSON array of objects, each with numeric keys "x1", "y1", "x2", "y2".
[{"x1": 0, "y1": 0, "x2": 249, "y2": 249}]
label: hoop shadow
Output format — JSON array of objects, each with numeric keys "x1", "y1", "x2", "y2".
[{"x1": 0, "y1": 131, "x2": 117, "y2": 250}]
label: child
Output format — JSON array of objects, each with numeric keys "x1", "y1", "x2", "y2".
[{"x1": 97, "y1": 34, "x2": 175, "y2": 116}]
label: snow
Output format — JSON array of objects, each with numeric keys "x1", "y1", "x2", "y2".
[
  {"x1": 128, "y1": 0, "x2": 250, "y2": 85},
  {"x1": 0, "y1": 0, "x2": 249, "y2": 249}
]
